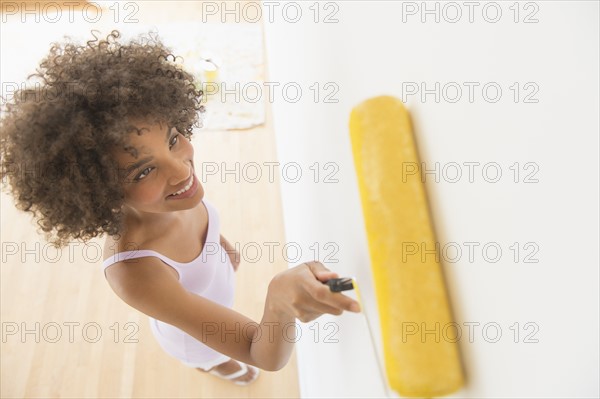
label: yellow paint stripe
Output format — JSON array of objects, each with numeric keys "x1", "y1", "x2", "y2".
[{"x1": 349, "y1": 96, "x2": 464, "y2": 397}]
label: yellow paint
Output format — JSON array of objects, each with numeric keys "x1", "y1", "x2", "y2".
[
  {"x1": 203, "y1": 69, "x2": 219, "y2": 84},
  {"x1": 351, "y1": 278, "x2": 363, "y2": 306},
  {"x1": 349, "y1": 96, "x2": 464, "y2": 397}
]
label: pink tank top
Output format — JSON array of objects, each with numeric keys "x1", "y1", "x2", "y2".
[{"x1": 101, "y1": 199, "x2": 235, "y2": 364}]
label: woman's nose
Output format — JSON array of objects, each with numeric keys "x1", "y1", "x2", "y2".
[{"x1": 168, "y1": 161, "x2": 192, "y2": 185}]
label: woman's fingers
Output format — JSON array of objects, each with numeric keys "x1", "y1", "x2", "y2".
[
  {"x1": 305, "y1": 261, "x2": 338, "y2": 282},
  {"x1": 300, "y1": 297, "x2": 343, "y2": 319},
  {"x1": 268, "y1": 261, "x2": 361, "y2": 323},
  {"x1": 293, "y1": 295, "x2": 343, "y2": 322},
  {"x1": 302, "y1": 262, "x2": 361, "y2": 313},
  {"x1": 313, "y1": 283, "x2": 361, "y2": 313}
]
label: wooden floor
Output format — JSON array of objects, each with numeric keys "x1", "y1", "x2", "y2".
[{"x1": 0, "y1": 2, "x2": 300, "y2": 398}]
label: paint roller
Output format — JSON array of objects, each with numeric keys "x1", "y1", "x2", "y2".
[{"x1": 348, "y1": 95, "x2": 464, "y2": 397}]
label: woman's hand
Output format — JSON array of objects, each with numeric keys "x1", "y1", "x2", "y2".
[{"x1": 266, "y1": 261, "x2": 361, "y2": 323}]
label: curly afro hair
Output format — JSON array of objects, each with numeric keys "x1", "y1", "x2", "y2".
[{"x1": 0, "y1": 30, "x2": 205, "y2": 248}]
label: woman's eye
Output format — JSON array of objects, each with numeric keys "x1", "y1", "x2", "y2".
[
  {"x1": 135, "y1": 167, "x2": 153, "y2": 181},
  {"x1": 169, "y1": 134, "x2": 179, "y2": 149}
]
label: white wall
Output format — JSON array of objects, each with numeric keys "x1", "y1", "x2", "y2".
[{"x1": 264, "y1": 1, "x2": 599, "y2": 398}]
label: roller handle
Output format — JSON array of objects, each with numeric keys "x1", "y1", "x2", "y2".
[{"x1": 323, "y1": 277, "x2": 355, "y2": 292}]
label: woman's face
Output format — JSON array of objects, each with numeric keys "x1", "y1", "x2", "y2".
[{"x1": 113, "y1": 120, "x2": 204, "y2": 217}]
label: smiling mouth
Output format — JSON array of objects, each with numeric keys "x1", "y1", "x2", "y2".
[{"x1": 168, "y1": 175, "x2": 193, "y2": 197}]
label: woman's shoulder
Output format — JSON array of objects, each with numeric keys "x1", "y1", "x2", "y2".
[
  {"x1": 102, "y1": 212, "x2": 154, "y2": 260},
  {"x1": 102, "y1": 228, "x2": 180, "y2": 288}
]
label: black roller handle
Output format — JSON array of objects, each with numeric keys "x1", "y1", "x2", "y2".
[{"x1": 323, "y1": 277, "x2": 354, "y2": 292}]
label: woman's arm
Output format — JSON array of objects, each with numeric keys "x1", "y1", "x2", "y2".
[
  {"x1": 220, "y1": 234, "x2": 240, "y2": 271},
  {"x1": 106, "y1": 257, "x2": 359, "y2": 371},
  {"x1": 249, "y1": 261, "x2": 359, "y2": 370}
]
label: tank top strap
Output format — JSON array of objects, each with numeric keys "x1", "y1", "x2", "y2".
[
  {"x1": 202, "y1": 198, "x2": 219, "y2": 234},
  {"x1": 102, "y1": 249, "x2": 164, "y2": 269}
]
